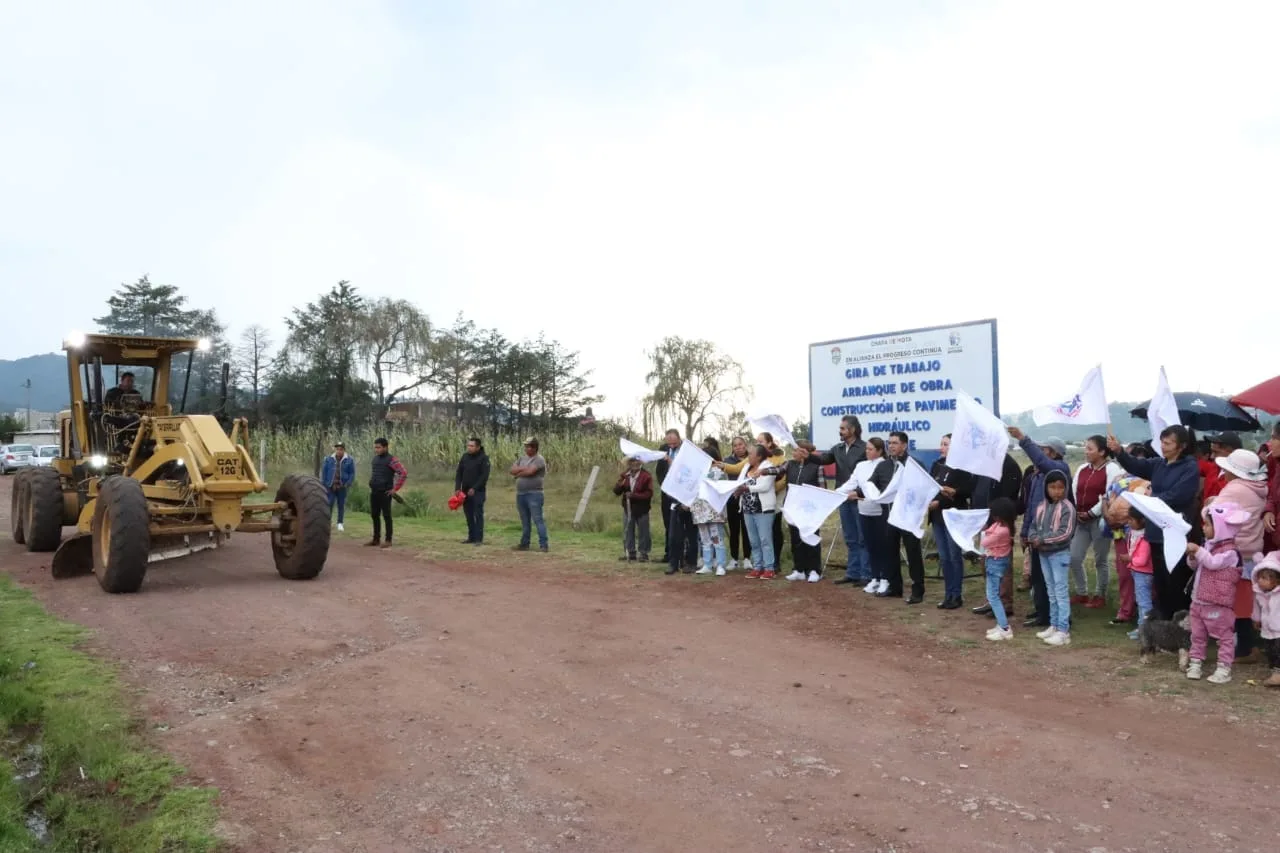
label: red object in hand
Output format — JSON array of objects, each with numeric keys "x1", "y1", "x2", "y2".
[{"x1": 447, "y1": 491, "x2": 466, "y2": 511}]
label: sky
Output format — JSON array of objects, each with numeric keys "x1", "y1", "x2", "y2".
[{"x1": 3, "y1": 0, "x2": 1278, "y2": 428}]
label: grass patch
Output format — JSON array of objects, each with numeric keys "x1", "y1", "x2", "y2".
[{"x1": 0, "y1": 577, "x2": 220, "y2": 852}]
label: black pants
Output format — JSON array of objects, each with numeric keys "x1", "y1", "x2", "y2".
[
  {"x1": 668, "y1": 508, "x2": 697, "y2": 571},
  {"x1": 1152, "y1": 547, "x2": 1193, "y2": 619},
  {"x1": 463, "y1": 490, "x2": 486, "y2": 543},
  {"x1": 661, "y1": 499, "x2": 673, "y2": 561},
  {"x1": 1235, "y1": 618, "x2": 1256, "y2": 658},
  {"x1": 1262, "y1": 636, "x2": 1280, "y2": 669},
  {"x1": 370, "y1": 490, "x2": 393, "y2": 543},
  {"x1": 862, "y1": 512, "x2": 888, "y2": 580},
  {"x1": 885, "y1": 525, "x2": 924, "y2": 598},
  {"x1": 789, "y1": 525, "x2": 821, "y2": 575},
  {"x1": 726, "y1": 497, "x2": 752, "y2": 561},
  {"x1": 1030, "y1": 548, "x2": 1049, "y2": 626},
  {"x1": 772, "y1": 511, "x2": 785, "y2": 569}
]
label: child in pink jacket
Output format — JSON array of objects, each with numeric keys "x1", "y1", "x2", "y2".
[
  {"x1": 1251, "y1": 551, "x2": 1280, "y2": 689},
  {"x1": 1185, "y1": 501, "x2": 1252, "y2": 684}
]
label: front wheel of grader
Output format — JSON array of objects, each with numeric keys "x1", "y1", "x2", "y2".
[
  {"x1": 10, "y1": 469, "x2": 29, "y2": 545},
  {"x1": 271, "y1": 474, "x2": 331, "y2": 580},
  {"x1": 23, "y1": 466, "x2": 66, "y2": 552},
  {"x1": 93, "y1": 476, "x2": 152, "y2": 594}
]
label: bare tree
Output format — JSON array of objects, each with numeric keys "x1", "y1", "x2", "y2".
[
  {"x1": 235, "y1": 324, "x2": 273, "y2": 419},
  {"x1": 642, "y1": 336, "x2": 749, "y2": 440}
]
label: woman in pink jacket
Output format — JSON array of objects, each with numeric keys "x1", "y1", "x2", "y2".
[{"x1": 1205, "y1": 449, "x2": 1269, "y2": 663}]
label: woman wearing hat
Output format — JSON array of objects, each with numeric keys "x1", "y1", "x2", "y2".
[{"x1": 1205, "y1": 448, "x2": 1269, "y2": 663}]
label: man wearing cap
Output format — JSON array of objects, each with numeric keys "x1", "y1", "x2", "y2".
[
  {"x1": 321, "y1": 441, "x2": 356, "y2": 531},
  {"x1": 1202, "y1": 431, "x2": 1243, "y2": 502},
  {"x1": 1007, "y1": 428, "x2": 1071, "y2": 630},
  {"x1": 511, "y1": 437, "x2": 549, "y2": 552}
]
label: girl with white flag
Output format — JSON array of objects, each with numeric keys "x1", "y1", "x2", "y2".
[
  {"x1": 1121, "y1": 490, "x2": 1192, "y2": 582},
  {"x1": 977, "y1": 499, "x2": 1019, "y2": 641},
  {"x1": 941, "y1": 508, "x2": 991, "y2": 555},
  {"x1": 1032, "y1": 365, "x2": 1111, "y2": 427},
  {"x1": 689, "y1": 440, "x2": 730, "y2": 577},
  {"x1": 839, "y1": 438, "x2": 899, "y2": 595}
]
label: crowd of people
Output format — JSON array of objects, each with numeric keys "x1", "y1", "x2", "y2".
[{"x1": 317, "y1": 416, "x2": 1280, "y2": 689}]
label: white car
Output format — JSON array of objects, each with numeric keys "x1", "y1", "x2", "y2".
[
  {"x1": 1, "y1": 443, "x2": 34, "y2": 474},
  {"x1": 29, "y1": 445, "x2": 58, "y2": 467}
]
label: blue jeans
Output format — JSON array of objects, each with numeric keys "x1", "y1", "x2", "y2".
[
  {"x1": 985, "y1": 556, "x2": 1011, "y2": 629},
  {"x1": 839, "y1": 502, "x2": 870, "y2": 580},
  {"x1": 698, "y1": 522, "x2": 727, "y2": 569},
  {"x1": 516, "y1": 491, "x2": 548, "y2": 548},
  {"x1": 464, "y1": 490, "x2": 486, "y2": 543},
  {"x1": 1041, "y1": 548, "x2": 1072, "y2": 632},
  {"x1": 744, "y1": 511, "x2": 776, "y2": 571},
  {"x1": 327, "y1": 487, "x2": 347, "y2": 524},
  {"x1": 935, "y1": 517, "x2": 966, "y2": 600},
  {"x1": 1134, "y1": 571, "x2": 1155, "y2": 627}
]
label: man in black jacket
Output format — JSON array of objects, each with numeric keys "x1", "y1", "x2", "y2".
[
  {"x1": 455, "y1": 437, "x2": 490, "y2": 545},
  {"x1": 813, "y1": 415, "x2": 870, "y2": 586}
]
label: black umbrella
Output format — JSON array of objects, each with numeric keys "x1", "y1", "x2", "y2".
[{"x1": 1129, "y1": 392, "x2": 1262, "y2": 433}]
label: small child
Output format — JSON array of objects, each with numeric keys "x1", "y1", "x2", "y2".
[
  {"x1": 1126, "y1": 507, "x2": 1154, "y2": 642},
  {"x1": 1029, "y1": 470, "x2": 1077, "y2": 646},
  {"x1": 982, "y1": 498, "x2": 1017, "y2": 642},
  {"x1": 1185, "y1": 502, "x2": 1251, "y2": 684},
  {"x1": 1251, "y1": 551, "x2": 1280, "y2": 688}
]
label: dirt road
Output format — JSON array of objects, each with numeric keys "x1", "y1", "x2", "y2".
[{"x1": 1, "y1": 476, "x2": 1277, "y2": 852}]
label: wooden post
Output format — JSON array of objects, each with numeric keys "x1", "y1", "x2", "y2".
[
  {"x1": 259, "y1": 438, "x2": 267, "y2": 482},
  {"x1": 572, "y1": 465, "x2": 601, "y2": 528},
  {"x1": 313, "y1": 437, "x2": 324, "y2": 478}
]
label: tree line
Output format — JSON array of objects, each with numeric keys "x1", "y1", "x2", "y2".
[{"x1": 91, "y1": 276, "x2": 605, "y2": 434}]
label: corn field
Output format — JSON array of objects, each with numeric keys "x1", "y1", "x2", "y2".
[{"x1": 260, "y1": 423, "x2": 629, "y2": 477}]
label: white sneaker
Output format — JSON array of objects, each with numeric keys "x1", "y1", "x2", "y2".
[
  {"x1": 987, "y1": 627, "x2": 1013, "y2": 641},
  {"x1": 727, "y1": 560, "x2": 739, "y2": 570},
  {"x1": 1186, "y1": 660, "x2": 1203, "y2": 680},
  {"x1": 697, "y1": 557, "x2": 704, "y2": 569},
  {"x1": 1207, "y1": 664, "x2": 1232, "y2": 685},
  {"x1": 876, "y1": 579, "x2": 889, "y2": 594},
  {"x1": 807, "y1": 571, "x2": 821, "y2": 583},
  {"x1": 336, "y1": 523, "x2": 344, "y2": 531},
  {"x1": 715, "y1": 566, "x2": 726, "y2": 577},
  {"x1": 863, "y1": 579, "x2": 878, "y2": 593},
  {"x1": 695, "y1": 567, "x2": 713, "y2": 575},
  {"x1": 785, "y1": 570, "x2": 805, "y2": 582},
  {"x1": 1045, "y1": 632, "x2": 1071, "y2": 647},
  {"x1": 742, "y1": 559, "x2": 753, "y2": 570},
  {"x1": 1036, "y1": 627, "x2": 1058, "y2": 640}
]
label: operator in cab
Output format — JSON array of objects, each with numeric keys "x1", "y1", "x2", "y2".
[{"x1": 104, "y1": 371, "x2": 144, "y2": 410}]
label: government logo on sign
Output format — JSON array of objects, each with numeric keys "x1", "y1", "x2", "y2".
[
  {"x1": 830, "y1": 346, "x2": 842, "y2": 365},
  {"x1": 947, "y1": 331, "x2": 963, "y2": 353}
]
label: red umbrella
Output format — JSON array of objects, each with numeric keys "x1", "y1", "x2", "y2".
[{"x1": 1231, "y1": 376, "x2": 1280, "y2": 415}]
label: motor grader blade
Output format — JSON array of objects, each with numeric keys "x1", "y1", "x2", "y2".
[
  {"x1": 51, "y1": 534, "x2": 94, "y2": 578},
  {"x1": 148, "y1": 533, "x2": 222, "y2": 563}
]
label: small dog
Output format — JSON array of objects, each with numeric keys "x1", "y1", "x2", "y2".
[{"x1": 1137, "y1": 609, "x2": 1192, "y2": 671}]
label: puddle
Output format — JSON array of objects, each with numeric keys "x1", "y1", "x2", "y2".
[{"x1": 8, "y1": 735, "x2": 52, "y2": 845}]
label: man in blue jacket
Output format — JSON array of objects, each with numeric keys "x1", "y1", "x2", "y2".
[
  {"x1": 321, "y1": 441, "x2": 356, "y2": 531},
  {"x1": 1008, "y1": 428, "x2": 1071, "y2": 629}
]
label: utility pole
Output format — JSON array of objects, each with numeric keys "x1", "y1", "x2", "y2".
[{"x1": 21, "y1": 379, "x2": 31, "y2": 430}]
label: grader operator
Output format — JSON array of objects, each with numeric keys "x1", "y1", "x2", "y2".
[{"x1": 9, "y1": 331, "x2": 331, "y2": 593}]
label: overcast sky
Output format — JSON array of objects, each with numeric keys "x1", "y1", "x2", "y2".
[{"x1": 3, "y1": 0, "x2": 1277, "y2": 426}]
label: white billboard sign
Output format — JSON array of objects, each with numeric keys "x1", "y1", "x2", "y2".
[{"x1": 808, "y1": 319, "x2": 999, "y2": 451}]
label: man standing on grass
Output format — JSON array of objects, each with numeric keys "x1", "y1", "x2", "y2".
[
  {"x1": 613, "y1": 456, "x2": 654, "y2": 562},
  {"x1": 511, "y1": 437, "x2": 549, "y2": 552},
  {"x1": 654, "y1": 429, "x2": 682, "y2": 562},
  {"x1": 455, "y1": 437, "x2": 490, "y2": 546},
  {"x1": 322, "y1": 441, "x2": 356, "y2": 531},
  {"x1": 813, "y1": 415, "x2": 869, "y2": 586},
  {"x1": 366, "y1": 437, "x2": 407, "y2": 549}
]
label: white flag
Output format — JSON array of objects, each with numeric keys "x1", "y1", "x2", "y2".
[
  {"x1": 620, "y1": 437, "x2": 667, "y2": 463},
  {"x1": 698, "y1": 477, "x2": 743, "y2": 514},
  {"x1": 942, "y1": 508, "x2": 991, "y2": 555},
  {"x1": 947, "y1": 390, "x2": 1010, "y2": 481},
  {"x1": 1146, "y1": 367, "x2": 1182, "y2": 445},
  {"x1": 659, "y1": 441, "x2": 713, "y2": 508},
  {"x1": 869, "y1": 463, "x2": 903, "y2": 505},
  {"x1": 747, "y1": 414, "x2": 797, "y2": 448},
  {"x1": 1032, "y1": 365, "x2": 1110, "y2": 427},
  {"x1": 782, "y1": 484, "x2": 848, "y2": 546},
  {"x1": 887, "y1": 457, "x2": 941, "y2": 538},
  {"x1": 1123, "y1": 490, "x2": 1191, "y2": 572}
]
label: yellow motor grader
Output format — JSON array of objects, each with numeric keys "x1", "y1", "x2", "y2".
[{"x1": 9, "y1": 332, "x2": 330, "y2": 593}]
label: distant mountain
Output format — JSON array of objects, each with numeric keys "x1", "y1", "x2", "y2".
[
  {"x1": 0, "y1": 353, "x2": 71, "y2": 414},
  {"x1": 1003, "y1": 401, "x2": 1273, "y2": 445}
]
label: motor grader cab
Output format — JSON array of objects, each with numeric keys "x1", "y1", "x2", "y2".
[{"x1": 9, "y1": 331, "x2": 331, "y2": 593}]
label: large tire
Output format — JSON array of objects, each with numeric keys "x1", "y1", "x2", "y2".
[
  {"x1": 92, "y1": 477, "x2": 151, "y2": 594},
  {"x1": 272, "y1": 474, "x2": 330, "y2": 580},
  {"x1": 10, "y1": 469, "x2": 29, "y2": 545},
  {"x1": 24, "y1": 467, "x2": 65, "y2": 552}
]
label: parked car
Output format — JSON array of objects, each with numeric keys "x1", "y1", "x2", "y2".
[
  {"x1": 29, "y1": 445, "x2": 58, "y2": 467},
  {"x1": 1, "y1": 444, "x2": 35, "y2": 474}
]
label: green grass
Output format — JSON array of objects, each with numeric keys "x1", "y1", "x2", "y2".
[{"x1": 0, "y1": 578, "x2": 219, "y2": 853}]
